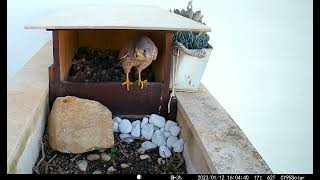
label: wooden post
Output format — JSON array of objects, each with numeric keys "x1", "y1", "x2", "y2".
[{"x1": 160, "y1": 32, "x2": 173, "y2": 117}]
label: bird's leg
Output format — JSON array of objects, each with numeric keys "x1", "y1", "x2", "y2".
[
  {"x1": 136, "y1": 71, "x2": 148, "y2": 89},
  {"x1": 122, "y1": 72, "x2": 133, "y2": 91}
]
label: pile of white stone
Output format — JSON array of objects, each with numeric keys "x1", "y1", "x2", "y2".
[{"x1": 113, "y1": 114, "x2": 184, "y2": 158}]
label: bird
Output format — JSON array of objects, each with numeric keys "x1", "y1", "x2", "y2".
[{"x1": 118, "y1": 36, "x2": 158, "y2": 91}]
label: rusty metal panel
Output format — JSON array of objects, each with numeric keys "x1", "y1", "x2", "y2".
[{"x1": 50, "y1": 80, "x2": 164, "y2": 116}]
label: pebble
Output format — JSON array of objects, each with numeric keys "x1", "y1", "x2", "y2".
[
  {"x1": 118, "y1": 119, "x2": 132, "y2": 134},
  {"x1": 141, "y1": 141, "x2": 157, "y2": 150},
  {"x1": 119, "y1": 133, "x2": 134, "y2": 143},
  {"x1": 113, "y1": 117, "x2": 122, "y2": 124},
  {"x1": 151, "y1": 130, "x2": 166, "y2": 146},
  {"x1": 107, "y1": 166, "x2": 117, "y2": 173},
  {"x1": 164, "y1": 131, "x2": 172, "y2": 138},
  {"x1": 172, "y1": 139, "x2": 184, "y2": 153},
  {"x1": 166, "y1": 136, "x2": 178, "y2": 149},
  {"x1": 100, "y1": 153, "x2": 111, "y2": 162},
  {"x1": 99, "y1": 149, "x2": 106, "y2": 153},
  {"x1": 87, "y1": 154, "x2": 100, "y2": 161},
  {"x1": 141, "y1": 123, "x2": 154, "y2": 140},
  {"x1": 140, "y1": 154, "x2": 150, "y2": 160},
  {"x1": 169, "y1": 125, "x2": 181, "y2": 137},
  {"x1": 149, "y1": 114, "x2": 165, "y2": 128},
  {"x1": 76, "y1": 160, "x2": 88, "y2": 171},
  {"x1": 157, "y1": 158, "x2": 166, "y2": 165},
  {"x1": 120, "y1": 163, "x2": 130, "y2": 168},
  {"x1": 159, "y1": 145, "x2": 172, "y2": 158},
  {"x1": 137, "y1": 147, "x2": 145, "y2": 154},
  {"x1": 141, "y1": 117, "x2": 149, "y2": 128},
  {"x1": 131, "y1": 120, "x2": 141, "y2": 137},
  {"x1": 113, "y1": 122, "x2": 119, "y2": 133},
  {"x1": 92, "y1": 170, "x2": 102, "y2": 174},
  {"x1": 164, "y1": 120, "x2": 177, "y2": 131}
]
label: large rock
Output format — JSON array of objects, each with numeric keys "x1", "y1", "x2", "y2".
[{"x1": 48, "y1": 96, "x2": 114, "y2": 154}]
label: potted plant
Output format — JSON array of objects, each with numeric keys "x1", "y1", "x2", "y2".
[{"x1": 169, "y1": 1, "x2": 212, "y2": 92}]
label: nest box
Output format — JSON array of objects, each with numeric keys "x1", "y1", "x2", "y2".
[{"x1": 25, "y1": 5, "x2": 210, "y2": 117}]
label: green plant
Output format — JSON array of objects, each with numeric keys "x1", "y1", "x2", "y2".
[{"x1": 171, "y1": 1, "x2": 210, "y2": 49}]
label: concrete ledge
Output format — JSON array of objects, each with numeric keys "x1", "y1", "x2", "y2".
[
  {"x1": 7, "y1": 41, "x2": 53, "y2": 173},
  {"x1": 176, "y1": 84, "x2": 272, "y2": 174}
]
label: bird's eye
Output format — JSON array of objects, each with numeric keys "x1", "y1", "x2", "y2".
[{"x1": 144, "y1": 49, "x2": 147, "y2": 53}]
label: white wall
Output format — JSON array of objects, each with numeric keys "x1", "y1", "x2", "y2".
[{"x1": 7, "y1": 0, "x2": 313, "y2": 173}]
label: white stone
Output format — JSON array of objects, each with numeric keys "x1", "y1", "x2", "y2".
[
  {"x1": 113, "y1": 122, "x2": 119, "y2": 133},
  {"x1": 159, "y1": 145, "x2": 172, "y2": 158},
  {"x1": 166, "y1": 136, "x2": 178, "y2": 149},
  {"x1": 153, "y1": 126, "x2": 160, "y2": 131},
  {"x1": 169, "y1": 125, "x2": 181, "y2": 137},
  {"x1": 159, "y1": 128, "x2": 165, "y2": 134},
  {"x1": 140, "y1": 154, "x2": 150, "y2": 160},
  {"x1": 164, "y1": 120, "x2": 177, "y2": 131},
  {"x1": 113, "y1": 116, "x2": 122, "y2": 124},
  {"x1": 151, "y1": 130, "x2": 166, "y2": 146},
  {"x1": 76, "y1": 160, "x2": 88, "y2": 171},
  {"x1": 141, "y1": 117, "x2": 149, "y2": 129},
  {"x1": 172, "y1": 139, "x2": 184, "y2": 153},
  {"x1": 131, "y1": 120, "x2": 141, "y2": 137},
  {"x1": 119, "y1": 133, "x2": 134, "y2": 143},
  {"x1": 141, "y1": 123, "x2": 154, "y2": 140},
  {"x1": 164, "y1": 131, "x2": 171, "y2": 138},
  {"x1": 118, "y1": 119, "x2": 132, "y2": 134},
  {"x1": 141, "y1": 141, "x2": 157, "y2": 150},
  {"x1": 149, "y1": 114, "x2": 165, "y2": 128}
]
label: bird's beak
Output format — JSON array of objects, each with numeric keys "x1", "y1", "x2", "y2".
[{"x1": 135, "y1": 48, "x2": 145, "y2": 58}]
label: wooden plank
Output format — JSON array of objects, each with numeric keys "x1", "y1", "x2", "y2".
[
  {"x1": 159, "y1": 32, "x2": 173, "y2": 115},
  {"x1": 58, "y1": 30, "x2": 78, "y2": 80},
  {"x1": 52, "y1": 31, "x2": 60, "y2": 80},
  {"x1": 24, "y1": 5, "x2": 211, "y2": 32}
]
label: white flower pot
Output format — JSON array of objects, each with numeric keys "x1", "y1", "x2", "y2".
[{"x1": 169, "y1": 44, "x2": 212, "y2": 92}]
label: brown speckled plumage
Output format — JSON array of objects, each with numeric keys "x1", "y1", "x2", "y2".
[{"x1": 118, "y1": 36, "x2": 158, "y2": 91}]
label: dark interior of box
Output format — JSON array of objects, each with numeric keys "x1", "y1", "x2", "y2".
[{"x1": 57, "y1": 30, "x2": 166, "y2": 83}]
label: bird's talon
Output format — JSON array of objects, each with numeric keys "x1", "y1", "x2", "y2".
[
  {"x1": 122, "y1": 80, "x2": 133, "y2": 91},
  {"x1": 136, "y1": 79, "x2": 148, "y2": 89}
]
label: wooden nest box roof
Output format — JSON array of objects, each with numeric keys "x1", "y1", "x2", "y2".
[{"x1": 24, "y1": 5, "x2": 211, "y2": 32}]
